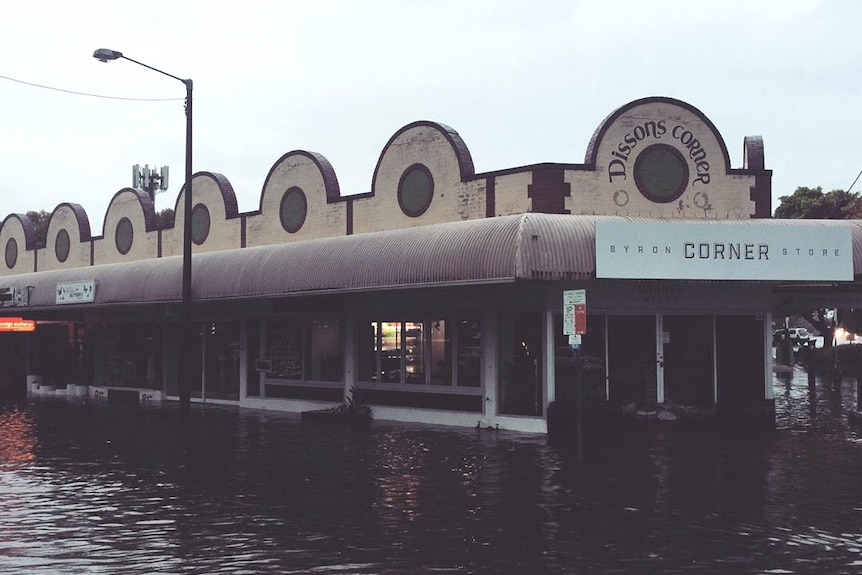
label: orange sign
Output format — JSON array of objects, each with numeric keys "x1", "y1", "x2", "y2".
[{"x1": 0, "y1": 318, "x2": 35, "y2": 332}]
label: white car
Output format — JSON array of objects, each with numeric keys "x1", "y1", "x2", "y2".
[{"x1": 773, "y1": 327, "x2": 811, "y2": 346}]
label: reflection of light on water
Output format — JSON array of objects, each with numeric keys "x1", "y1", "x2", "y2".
[
  {"x1": 767, "y1": 525, "x2": 862, "y2": 567},
  {"x1": 372, "y1": 433, "x2": 425, "y2": 523},
  {"x1": 0, "y1": 408, "x2": 36, "y2": 464}
]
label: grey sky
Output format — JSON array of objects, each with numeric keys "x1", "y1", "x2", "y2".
[{"x1": 0, "y1": 0, "x2": 856, "y2": 233}]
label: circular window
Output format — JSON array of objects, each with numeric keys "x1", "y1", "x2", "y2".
[
  {"x1": 191, "y1": 204, "x2": 210, "y2": 245},
  {"x1": 55, "y1": 229, "x2": 70, "y2": 263},
  {"x1": 115, "y1": 217, "x2": 134, "y2": 255},
  {"x1": 398, "y1": 164, "x2": 434, "y2": 217},
  {"x1": 5, "y1": 238, "x2": 17, "y2": 269},
  {"x1": 634, "y1": 144, "x2": 689, "y2": 203},
  {"x1": 279, "y1": 187, "x2": 307, "y2": 234}
]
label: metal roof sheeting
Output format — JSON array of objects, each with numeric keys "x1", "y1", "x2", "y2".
[{"x1": 4, "y1": 214, "x2": 862, "y2": 311}]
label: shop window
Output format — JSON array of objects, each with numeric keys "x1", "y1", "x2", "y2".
[
  {"x1": 95, "y1": 323, "x2": 163, "y2": 390},
  {"x1": 553, "y1": 315, "x2": 606, "y2": 405},
  {"x1": 246, "y1": 320, "x2": 261, "y2": 397},
  {"x1": 203, "y1": 321, "x2": 241, "y2": 401},
  {"x1": 360, "y1": 318, "x2": 481, "y2": 388},
  {"x1": 499, "y1": 312, "x2": 543, "y2": 416},
  {"x1": 430, "y1": 320, "x2": 452, "y2": 386},
  {"x1": 457, "y1": 320, "x2": 482, "y2": 387},
  {"x1": 263, "y1": 318, "x2": 343, "y2": 383},
  {"x1": 309, "y1": 320, "x2": 342, "y2": 381}
]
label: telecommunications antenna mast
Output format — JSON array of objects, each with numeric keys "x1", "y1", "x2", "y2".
[{"x1": 132, "y1": 164, "x2": 169, "y2": 202}]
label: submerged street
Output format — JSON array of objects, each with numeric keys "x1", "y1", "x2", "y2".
[{"x1": 1, "y1": 366, "x2": 861, "y2": 574}]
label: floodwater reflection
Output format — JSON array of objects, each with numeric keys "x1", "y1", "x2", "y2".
[{"x1": 0, "y1": 369, "x2": 860, "y2": 574}]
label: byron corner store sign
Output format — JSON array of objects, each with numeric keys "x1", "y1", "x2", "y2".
[{"x1": 595, "y1": 221, "x2": 853, "y2": 281}]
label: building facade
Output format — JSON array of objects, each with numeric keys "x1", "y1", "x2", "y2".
[{"x1": 1, "y1": 96, "x2": 858, "y2": 433}]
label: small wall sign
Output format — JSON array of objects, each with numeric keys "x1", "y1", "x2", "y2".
[{"x1": 56, "y1": 281, "x2": 96, "y2": 304}]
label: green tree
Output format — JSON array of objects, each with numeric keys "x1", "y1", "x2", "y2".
[
  {"x1": 25, "y1": 210, "x2": 51, "y2": 246},
  {"x1": 156, "y1": 208, "x2": 175, "y2": 230},
  {"x1": 773, "y1": 186, "x2": 862, "y2": 219}
]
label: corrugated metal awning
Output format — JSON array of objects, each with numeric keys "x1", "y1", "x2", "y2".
[{"x1": 3, "y1": 214, "x2": 862, "y2": 312}]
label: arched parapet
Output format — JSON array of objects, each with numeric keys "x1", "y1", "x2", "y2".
[
  {"x1": 352, "y1": 121, "x2": 482, "y2": 234},
  {"x1": 743, "y1": 136, "x2": 765, "y2": 171},
  {"x1": 246, "y1": 150, "x2": 347, "y2": 246},
  {"x1": 743, "y1": 135, "x2": 772, "y2": 217},
  {"x1": 163, "y1": 171, "x2": 240, "y2": 256},
  {"x1": 39, "y1": 203, "x2": 92, "y2": 271},
  {"x1": 94, "y1": 188, "x2": 160, "y2": 265},
  {"x1": 0, "y1": 214, "x2": 38, "y2": 276},
  {"x1": 566, "y1": 96, "x2": 761, "y2": 219}
]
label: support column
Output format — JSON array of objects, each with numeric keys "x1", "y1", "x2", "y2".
[
  {"x1": 238, "y1": 320, "x2": 248, "y2": 403},
  {"x1": 343, "y1": 313, "x2": 356, "y2": 403},
  {"x1": 655, "y1": 314, "x2": 664, "y2": 404},
  {"x1": 483, "y1": 309, "x2": 498, "y2": 418},
  {"x1": 544, "y1": 308, "x2": 555, "y2": 409},
  {"x1": 764, "y1": 311, "x2": 775, "y2": 401}
]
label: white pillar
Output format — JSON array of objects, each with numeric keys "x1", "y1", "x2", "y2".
[
  {"x1": 764, "y1": 311, "x2": 774, "y2": 400},
  {"x1": 483, "y1": 309, "x2": 498, "y2": 417},
  {"x1": 712, "y1": 315, "x2": 718, "y2": 405},
  {"x1": 343, "y1": 313, "x2": 356, "y2": 402},
  {"x1": 544, "y1": 308, "x2": 555, "y2": 408}
]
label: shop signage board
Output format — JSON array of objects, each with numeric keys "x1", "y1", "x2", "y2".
[
  {"x1": 56, "y1": 281, "x2": 96, "y2": 304},
  {"x1": 595, "y1": 221, "x2": 853, "y2": 281},
  {"x1": 0, "y1": 317, "x2": 35, "y2": 332}
]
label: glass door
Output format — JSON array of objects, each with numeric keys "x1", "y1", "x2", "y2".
[
  {"x1": 607, "y1": 315, "x2": 657, "y2": 406},
  {"x1": 661, "y1": 315, "x2": 714, "y2": 406}
]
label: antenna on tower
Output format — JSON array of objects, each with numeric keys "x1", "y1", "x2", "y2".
[{"x1": 132, "y1": 164, "x2": 170, "y2": 202}]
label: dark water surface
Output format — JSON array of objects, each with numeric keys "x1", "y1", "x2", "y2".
[{"x1": 2, "y1": 369, "x2": 862, "y2": 574}]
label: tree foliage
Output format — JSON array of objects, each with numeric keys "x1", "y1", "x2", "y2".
[
  {"x1": 25, "y1": 210, "x2": 51, "y2": 246},
  {"x1": 773, "y1": 186, "x2": 862, "y2": 219},
  {"x1": 156, "y1": 208, "x2": 175, "y2": 230}
]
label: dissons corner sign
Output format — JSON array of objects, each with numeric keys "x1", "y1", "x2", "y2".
[{"x1": 595, "y1": 221, "x2": 853, "y2": 281}]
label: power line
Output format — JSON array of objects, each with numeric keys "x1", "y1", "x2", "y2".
[
  {"x1": 0, "y1": 72, "x2": 183, "y2": 101},
  {"x1": 847, "y1": 168, "x2": 862, "y2": 194}
]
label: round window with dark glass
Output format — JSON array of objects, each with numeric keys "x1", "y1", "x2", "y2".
[
  {"x1": 5, "y1": 238, "x2": 17, "y2": 269},
  {"x1": 279, "y1": 187, "x2": 307, "y2": 233},
  {"x1": 191, "y1": 204, "x2": 210, "y2": 245},
  {"x1": 634, "y1": 144, "x2": 689, "y2": 203},
  {"x1": 115, "y1": 217, "x2": 134, "y2": 255},
  {"x1": 55, "y1": 229, "x2": 70, "y2": 262},
  {"x1": 398, "y1": 164, "x2": 434, "y2": 217}
]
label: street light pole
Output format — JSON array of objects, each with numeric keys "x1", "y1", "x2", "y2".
[{"x1": 93, "y1": 48, "x2": 192, "y2": 414}]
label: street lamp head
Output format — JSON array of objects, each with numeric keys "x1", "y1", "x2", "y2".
[{"x1": 93, "y1": 48, "x2": 123, "y2": 63}]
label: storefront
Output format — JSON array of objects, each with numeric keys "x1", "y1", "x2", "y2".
[{"x1": 1, "y1": 96, "x2": 858, "y2": 433}]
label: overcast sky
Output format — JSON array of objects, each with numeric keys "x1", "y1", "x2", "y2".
[{"x1": 0, "y1": 0, "x2": 857, "y2": 234}]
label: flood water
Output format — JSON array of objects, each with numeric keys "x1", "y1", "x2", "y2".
[{"x1": 2, "y1": 368, "x2": 862, "y2": 574}]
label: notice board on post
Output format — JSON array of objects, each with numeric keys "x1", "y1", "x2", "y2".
[{"x1": 264, "y1": 323, "x2": 303, "y2": 379}]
